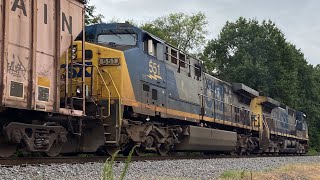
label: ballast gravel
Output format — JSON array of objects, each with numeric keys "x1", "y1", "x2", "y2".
[{"x1": 1, "y1": 156, "x2": 320, "y2": 180}]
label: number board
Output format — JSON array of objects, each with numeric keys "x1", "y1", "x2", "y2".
[{"x1": 99, "y1": 58, "x2": 120, "y2": 66}]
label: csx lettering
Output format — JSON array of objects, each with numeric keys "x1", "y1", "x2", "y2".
[
  {"x1": 61, "y1": 62, "x2": 92, "y2": 78},
  {"x1": 11, "y1": 0, "x2": 73, "y2": 34}
]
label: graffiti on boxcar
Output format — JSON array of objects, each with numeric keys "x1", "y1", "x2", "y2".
[
  {"x1": 39, "y1": 63, "x2": 52, "y2": 77},
  {"x1": 7, "y1": 54, "x2": 27, "y2": 80}
]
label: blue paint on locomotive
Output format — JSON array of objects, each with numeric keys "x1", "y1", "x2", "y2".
[
  {"x1": 82, "y1": 23, "x2": 306, "y2": 136},
  {"x1": 119, "y1": 24, "x2": 229, "y2": 121}
]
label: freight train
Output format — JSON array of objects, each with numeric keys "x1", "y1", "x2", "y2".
[{"x1": 0, "y1": 0, "x2": 308, "y2": 158}]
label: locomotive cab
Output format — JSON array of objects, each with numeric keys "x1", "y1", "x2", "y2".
[
  {"x1": 296, "y1": 112, "x2": 308, "y2": 139},
  {"x1": 61, "y1": 23, "x2": 160, "y2": 154}
]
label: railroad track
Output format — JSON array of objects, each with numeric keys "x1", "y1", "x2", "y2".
[
  {"x1": 0, "y1": 155, "x2": 212, "y2": 167},
  {"x1": 0, "y1": 154, "x2": 306, "y2": 167}
]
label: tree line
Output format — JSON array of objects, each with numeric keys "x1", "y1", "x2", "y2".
[{"x1": 85, "y1": 3, "x2": 320, "y2": 151}]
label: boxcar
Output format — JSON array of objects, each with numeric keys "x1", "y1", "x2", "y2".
[{"x1": 0, "y1": 0, "x2": 84, "y2": 157}]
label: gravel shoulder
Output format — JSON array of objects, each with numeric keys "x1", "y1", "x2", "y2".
[{"x1": 1, "y1": 156, "x2": 320, "y2": 180}]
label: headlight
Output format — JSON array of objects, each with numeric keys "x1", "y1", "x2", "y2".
[
  {"x1": 72, "y1": 46, "x2": 77, "y2": 53},
  {"x1": 72, "y1": 53, "x2": 77, "y2": 60},
  {"x1": 76, "y1": 86, "x2": 82, "y2": 95},
  {"x1": 71, "y1": 45, "x2": 77, "y2": 60}
]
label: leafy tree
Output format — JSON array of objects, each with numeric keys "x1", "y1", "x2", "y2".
[
  {"x1": 305, "y1": 65, "x2": 320, "y2": 151},
  {"x1": 202, "y1": 17, "x2": 302, "y2": 106},
  {"x1": 85, "y1": 0, "x2": 104, "y2": 25},
  {"x1": 141, "y1": 12, "x2": 208, "y2": 52}
]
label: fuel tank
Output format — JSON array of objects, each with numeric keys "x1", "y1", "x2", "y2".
[{"x1": 175, "y1": 126, "x2": 237, "y2": 152}]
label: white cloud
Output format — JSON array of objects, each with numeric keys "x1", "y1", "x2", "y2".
[{"x1": 91, "y1": 0, "x2": 319, "y2": 65}]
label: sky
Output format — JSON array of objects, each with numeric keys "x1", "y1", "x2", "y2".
[{"x1": 91, "y1": 0, "x2": 319, "y2": 66}]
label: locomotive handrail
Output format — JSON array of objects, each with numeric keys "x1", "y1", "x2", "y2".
[
  {"x1": 102, "y1": 69, "x2": 122, "y2": 128},
  {"x1": 262, "y1": 117, "x2": 269, "y2": 130},
  {"x1": 94, "y1": 65, "x2": 111, "y2": 118}
]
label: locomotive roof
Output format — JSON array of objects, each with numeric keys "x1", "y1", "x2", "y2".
[{"x1": 86, "y1": 23, "x2": 203, "y2": 62}]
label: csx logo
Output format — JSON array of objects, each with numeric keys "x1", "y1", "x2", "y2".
[{"x1": 61, "y1": 62, "x2": 92, "y2": 78}]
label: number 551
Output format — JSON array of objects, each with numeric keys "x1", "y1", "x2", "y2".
[{"x1": 149, "y1": 61, "x2": 160, "y2": 76}]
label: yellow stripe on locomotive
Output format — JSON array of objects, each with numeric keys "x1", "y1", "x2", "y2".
[{"x1": 60, "y1": 41, "x2": 137, "y2": 105}]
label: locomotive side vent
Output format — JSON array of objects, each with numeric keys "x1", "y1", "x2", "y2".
[
  {"x1": 10, "y1": 81, "x2": 23, "y2": 98},
  {"x1": 38, "y1": 86, "x2": 49, "y2": 102}
]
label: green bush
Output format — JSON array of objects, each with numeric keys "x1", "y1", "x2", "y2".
[{"x1": 306, "y1": 147, "x2": 318, "y2": 156}]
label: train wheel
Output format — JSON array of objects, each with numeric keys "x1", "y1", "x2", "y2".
[
  {"x1": 0, "y1": 135, "x2": 16, "y2": 158},
  {"x1": 122, "y1": 147, "x2": 131, "y2": 156},
  {"x1": 106, "y1": 146, "x2": 120, "y2": 156},
  {"x1": 121, "y1": 140, "x2": 135, "y2": 156},
  {"x1": 45, "y1": 142, "x2": 63, "y2": 157},
  {"x1": 157, "y1": 143, "x2": 169, "y2": 156},
  {"x1": 0, "y1": 143, "x2": 16, "y2": 158},
  {"x1": 134, "y1": 146, "x2": 146, "y2": 156}
]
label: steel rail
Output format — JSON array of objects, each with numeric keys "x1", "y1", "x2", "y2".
[{"x1": 0, "y1": 154, "x2": 308, "y2": 167}]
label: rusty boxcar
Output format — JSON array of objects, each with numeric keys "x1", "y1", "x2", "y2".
[
  {"x1": 1, "y1": 0, "x2": 83, "y2": 111},
  {"x1": 0, "y1": 0, "x2": 85, "y2": 157}
]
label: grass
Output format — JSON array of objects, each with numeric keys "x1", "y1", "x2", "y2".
[
  {"x1": 220, "y1": 170, "x2": 251, "y2": 180},
  {"x1": 102, "y1": 146, "x2": 136, "y2": 180},
  {"x1": 219, "y1": 163, "x2": 320, "y2": 180}
]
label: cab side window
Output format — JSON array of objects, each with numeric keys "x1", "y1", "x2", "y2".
[
  {"x1": 179, "y1": 53, "x2": 186, "y2": 68},
  {"x1": 195, "y1": 64, "x2": 202, "y2": 78},
  {"x1": 143, "y1": 35, "x2": 164, "y2": 61},
  {"x1": 171, "y1": 49, "x2": 178, "y2": 64}
]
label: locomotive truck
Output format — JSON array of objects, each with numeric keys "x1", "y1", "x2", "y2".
[{"x1": 0, "y1": 0, "x2": 308, "y2": 157}]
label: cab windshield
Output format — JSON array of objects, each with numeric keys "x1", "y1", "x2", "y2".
[{"x1": 97, "y1": 33, "x2": 137, "y2": 46}]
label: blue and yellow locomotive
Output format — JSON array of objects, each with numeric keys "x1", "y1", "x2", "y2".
[{"x1": 63, "y1": 23, "x2": 308, "y2": 156}]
